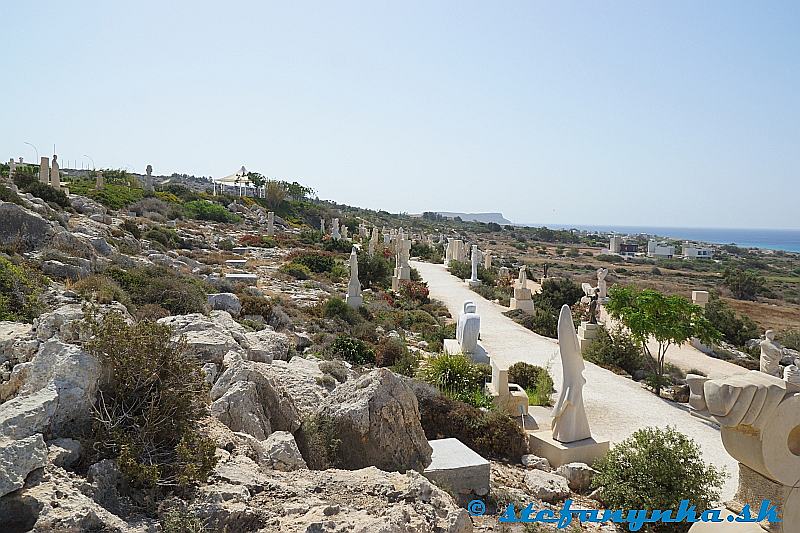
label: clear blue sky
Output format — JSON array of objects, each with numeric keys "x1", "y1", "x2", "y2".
[{"x1": 2, "y1": 1, "x2": 798, "y2": 229}]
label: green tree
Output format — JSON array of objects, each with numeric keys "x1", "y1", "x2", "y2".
[
  {"x1": 703, "y1": 293, "x2": 759, "y2": 347},
  {"x1": 723, "y1": 268, "x2": 765, "y2": 300},
  {"x1": 605, "y1": 286, "x2": 719, "y2": 396}
]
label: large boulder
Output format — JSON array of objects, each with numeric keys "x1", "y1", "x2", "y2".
[
  {"x1": 0, "y1": 386, "x2": 58, "y2": 440},
  {"x1": 0, "y1": 202, "x2": 54, "y2": 250},
  {"x1": 208, "y1": 293, "x2": 242, "y2": 317},
  {"x1": 0, "y1": 433, "x2": 48, "y2": 497},
  {"x1": 244, "y1": 328, "x2": 290, "y2": 363},
  {"x1": 262, "y1": 431, "x2": 307, "y2": 471},
  {"x1": 158, "y1": 313, "x2": 245, "y2": 363},
  {"x1": 555, "y1": 462, "x2": 597, "y2": 493},
  {"x1": 524, "y1": 469, "x2": 571, "y2": 502},
  {"x1": 314, "y1": 368, "x2": 432, "y2": 472},
  {"x1": 211, "y1": 381, "x2": 271, "y2": 440}
]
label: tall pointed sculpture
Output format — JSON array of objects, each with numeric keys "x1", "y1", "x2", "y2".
[
  {"x1": 466, "y1": 245, "x2": 482, "y2": 286},
  {"x1": 345, "y1": 247, "x2": 362, "y2": 309},
  {"x1": 368, "y1": 227, "x2": 378, "y2": 256},
  {"x1": 552, "y1": 304, "x2": 592, "y2": 443},
  {"x1": 331, "y1": 218, "x2": 341, "y2": 240}
]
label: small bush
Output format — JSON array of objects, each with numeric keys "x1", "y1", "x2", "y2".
[
  {"x1": 357, "y1": 250, "x2": 391, "y2": 289},
  {"x1": 143, "y1": 226, "x2": 184, "y2": 249},
  {"x1": 184, "y1": 200, "x2": 240, "y2": 223},
  {"x1": 507, "y1": 304, "x2": 559, "y2": 339},
  {"x1": 323, "y1": 239, "x2": 354, "y2": 253},
  {"x1": 72, "y1": 275, "x2": 131, "y2": 307},
  {"x1": 84, "y1": 310, "x2": 216, "y2": 493},
  {"x1": 508, "y1": 362, "x2": 554, "y2": 406},
  {"x1": 582, "y1": 327, "x2": 643, "y2": 375},
  {"x1": 296, "y1": 414, "x2": 341, "y2": 470},
  {"x1": 279, "y1": 262, "x2": 312, "y2": 280},
  {"x1": 239, "y1": 234, "x2": 276, "y2": 248},
  {"x1": 120, "y1": 219, "x2": 142, "y2": 239},
  {"x1": 318, "y1": 360, "x2": 349, "y2": 382},
  {"x1": 322, "y1": 297, "x2": 361, "y2": 325},
  {"x1": 12, "y1": 171, "x2": 70, "y2": 207},
  {"x1": 327, "y1": 335, "x2": 375, "y2": 365},
  {"x1": 375, "y1": 337, "x2": 407, "y2": 367},
  {"x1": 704, "y1": 293, "x2": 759, "y2": 348},
  {"x1": 288, "y1": 250, "x2": 335, "y2": 273},
  {"x1": 592, "y1": 426, "x2": 725, "y2": 532},
  {"x1": 398, "y1": 280, "x2": 430, "y2": 304},
  {"x1": 780, "y1": 329, "x2": 800, "y2": 351},
  {"x1": 391, "y1": 350, "x2": 420, "y2": 377},
  {"x1": 417, "y1": 352, "x2": 490, "y2": 405},
  {"x1": 0, "y1": 255, "x2": 45, "y2": 321},
  {"x1": 0, "y1": 184, "x2": 23, "y2": 205},
  {"x1": 106, "y1": 266, "x2": 209, "y2": 315}
]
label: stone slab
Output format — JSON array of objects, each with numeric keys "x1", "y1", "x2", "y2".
[
  {"x1": 443, "y1": 339, "x2": 489, "y2": 364},
  {"x1": 423, "y1": 438, "x2": 489, "y2": 504},
  {"x1": 465, "y1": 279, "x2": 482, "y2": 287},
  {"x1": 510, "y1": 298, "x2": 534, "y2": 312},
  {"x1": 224, "y1": 273, "x2": 258, "y2": 286},
  {"x1": 527, "y1": 431, "x2": 609, "y2": 468}
]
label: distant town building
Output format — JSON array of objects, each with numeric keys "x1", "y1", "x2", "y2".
[
  {"x1": 647, "y1": 239, "x2": 675, "y2": 259},
  {"x1": 683, "y1": 243, "x2": 714, "y2": 260},
  {"x1": 609, "y1": 236, "x2": 622, "y2": 254},
  {"x1": 619, "y1": 243, "x2": 639, "y2": 258}
]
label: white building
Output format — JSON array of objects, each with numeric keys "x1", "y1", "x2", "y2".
[
  {"x1": 683, "y1": 243, "x2": 714, "y2": 260},
  {"x1": 647, "y1": 239, "x2": 675, "y2": 259}
]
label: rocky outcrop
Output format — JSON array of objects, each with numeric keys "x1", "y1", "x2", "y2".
[
  {"x1": 555, "y1": 462, "x2": 597, "y2": 493},
  {"x1": 524, "y1": 469, "x2": 570, "y2": 502},
  {"x1": 211, "y1": 380, "x2": 272, "y2": 440},
  {"x1": 0, "y1": 201, "x2": 54, "y2": 250},
  {"x1": 197, "y1": 456, "x2": 471, "y2": 533},
  {"x1": 314, "y1": 368, "x2": 432, "y2": 472},
  {"x1": 0, "y1": 434, "x2": 48, "y2": 497}
]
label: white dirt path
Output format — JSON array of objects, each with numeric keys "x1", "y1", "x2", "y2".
[{"x1": 413, "y1": 260, "x2": 738, "y2": 499}]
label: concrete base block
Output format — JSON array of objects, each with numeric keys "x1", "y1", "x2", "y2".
[
  {"x1": 424, "y1": 438, "x2": 490, "y2": 505},
  {"x1": 510, "y1": 298, "x2": 534, "y2": 312},
  {"x1": 527, "y1": 431, "x2": 609, "y2": 468},
  {"x1": 345, "y1": 295, "x2": 362, "y2": 309},
  {"x1": 465, "y1": 279, "x2": 482, "y2": 287},
  {"x1": 443, "y1": 339, "x2": 489, "y2": 364}
]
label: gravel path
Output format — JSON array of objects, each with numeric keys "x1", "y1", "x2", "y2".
[{"x1": 413, "y1": 260, "x2": 739, "y2": 499}]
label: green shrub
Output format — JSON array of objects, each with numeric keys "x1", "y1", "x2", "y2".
[
  {"x1": 398, "y1": 280, "x2": 430, "y2": 304},
  {"x1": 411, "y1": 381, "x2": 527, "y2": 461},
  {"x1": 411, "y1": 242, "x2": 443, "y2": 263},
  {"x1": 507, "y1": 304, "x2": 559, "y2": 338},
  {"x1": 72, "y1": 275, "x2": 131, "y2": 307},
  {"x1": 780, "y1": 329, "x2": 800, "y2": 351},
  {"x1": 535, "y1": 278, "x2": 584, "y2": 310},
  {"x1": 592, "y1": 426, "x2": 725, "y2": 532},
  {"x1": 143, "y1": 226, "x2": 184, "y2": 249},
  {"x1": 84, "y1": 310, "x2": 216, "y2": 492},
  {"x1": 120, "y1": 219, "x2": 142, "y2": 239},
  {"x1": 704, "y1": 293, "x2": 759, "y2": 347},
  {"x1": 318, "y1": 360, "x2": 349, "y2": 382},
  {"x1": 375, "y1": 337, "x2": 407, "y2": 367},
  {"x1": 323, "y1": 239, "x2": 354, "y2": 253},
  {"x1": 21, "y1": 181, "x2": 70, "y2": 208},
  {"x1": 183, "y1": 200, "x2": 240, "y2": 223},
  {"x1": 322, "y1": 297, "x2": 361, "y2": 325},
  {"x1": 416, "y1": 352, "x2": 490, "y2": 406},
  {"x1": 327, "y1": 335, "x2": 375, "y2": 365},
  {"x1": 288, "y1": 251, "x2": 335, "y2": 273},
  {"x1": 582, "y1": 327, "x2": 643, "y2": 375},
  {"x1": 391, "y1": 350, "x2": 420, "y2": 377},
  {"x1": 68, "y1": 179, "x2": 144, "y2": 209},
  {"x1": 106, "y1": 266, "x2": 209, "y2": 315},
  {"x1": 0, "y1": 184, "x2": 23, "y2": 205},
  {"x1": 357, "y1": 250, "x2": 391, "y2": 289},
  {"x1": 723, "y1": 268, "x2": 765, "y2": 300},
  {"x1": 279, "y1": 262, "x2": 312, "y2": 280},
  {"x1": 0, "y1": 255, "x2": 45, "y2": 321},
  {"x1": 296, "y1": 414, "x2": 341, "y2": 470},
  {"x1": 508, "y1": 362, "x2": 554, "y2": 406},
  {"x1": 448, "y1": 260, "x2": 495, "y2": 285},
  {"x1": 160, "y1": 507, "x2": 206, "y2": 533}
]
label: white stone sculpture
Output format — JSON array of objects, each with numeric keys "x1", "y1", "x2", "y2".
[
  {"x1": 760, "y1": 330, "x2": 782, "y2": 377},
  {"x1": 484, "y1": 251, "x2": 492, "y2": 269},
  {"x1": 267, "y1": 211, "x2": 275, "y2": 236},
  {"x1": 368, "y1": 227, "x2": 378, "y2": 255},
  {"x1": 498, "y1": 266, "x2": 510, "y2": 279},
  {"x1": 7, "y1": 158, "x2": 16, "y2": 179},
  {"x1": 39, "y1": 156, "x2": 49, "y2": 184},
  {"x1": 145, "y1": 164, "x2": 154, "y2": 192},
  {"x1": 784, "y1": 363, "x2": 800, "y2": 386},
  {"x1": 510, "y1": 266, "x2": 534, "y2": 312},
  {"x1": 391, "y1": 230, "x2": 411, "y2": 291},
  {"x1": 95, "y1": 172, "x2": 104, "y2": 190},
  {"x1": 444, "y1": 238, "x2": 453, "y2": 265},
  {"x1": 456, "y1": 301, "x2": 480, "y2": 354},
  {"x1": 596, "y1": 268, "x2": 608, "y2": 299},
  {"x1": 467, "y1": 245, "x2": 481, "y2": 286},
  {"x1": 346, "y1": 247, "x2": 362, "y2": 309},
  {"x1": 552, "y1": 304, "x2": 592, "y2": 443},
  {"x1": 341, "y1": 225, "x2": 348, "y2": 240},
  {"x1": 49, "y1": 155, "x2": 60, "y2": 189},
  {"x1": 320, "y1": 217, "x2": 325, "y2": 233},
  {"x1": 331, "y1": 218, "x2": 341, "y2": 240}
]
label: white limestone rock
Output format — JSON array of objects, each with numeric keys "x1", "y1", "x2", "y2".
[
  {"x1": 244, "y1": 328, "x2": 290, "y2": 363},
  {"x1": 211, "y1": 381, "x2": 271, "y2": 440},
  {"x1": 555, "y1": 462, "x2": 597, "y2": 493},
  {"x1": 208, "y1": 293, "x2": 242, "y2": 317},
  {"x1": 0, "y1": 433, "x2": 48, "y2": 497},
  {"x1": 46, "y1": 437, "x2": 82, "y2": 468},
  {"x1": 523, "y1": 469, "x2": 571, "y2": 502},
  {"x1": 521, "y1": 454, "x2": 552, "y2": 471},
  {"x1": 314, "y1": 368, "x2": 432, "y2": 472},
  {"x1": 158, "y1": 313, "x2": 245, "y2": 364},
  {"x1": 0, "y1": 386, "x2": 58, "y2": 440},
  {"x1": 262, "y1": 431, "x2": 307, "y2": 471}
]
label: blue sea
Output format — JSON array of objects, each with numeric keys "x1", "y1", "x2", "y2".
[{"x1": 524, "y1": 224, "x2": 800, "y2": 253}]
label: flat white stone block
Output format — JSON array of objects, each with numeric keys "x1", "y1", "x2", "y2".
[
  {"x1": 225, "y1": 259, "x2": 247, "y2": 267},
  {"x1": 510, "y1": 298, "x2": 534, "y2": 312},
  {"x1": 465, "y1": 279, "x2": 482, "y2": 287},
  {"x1": 443, "y1": 339, "x2": 489, "y2": 364},
  {"x1": 527, "y1": 431, "x2": 609, "y2": 468},
  {"x1": 424, "y1": 438, "x2": 490, "y2": 503},
  {"x1": 224, "y1": 273, "x2": 258, "y2": 286}
]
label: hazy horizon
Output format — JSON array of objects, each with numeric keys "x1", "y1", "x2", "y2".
[{"x1": 2, "y1": 1, "x2": 798, "y2": 230}]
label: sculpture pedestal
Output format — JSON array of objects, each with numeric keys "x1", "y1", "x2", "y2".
[
  {"x1": 577, "y1": 322, "x2": 601, "y2": 352},
  {"x1": 509, "y1": 298, "x2": 534, "y2": 312},
  {"x1": 465, "y1": 279, "x2": 482, "y2": 288},
  {"x1": 527, "y1": 431, "x2": 609, "y2": 468},
  {"x1": 443, "y1": 339, "x2": 489, "y2": 364},
  {"x1": 345, "y1": 295, "x2": 362, "y2": 309}
]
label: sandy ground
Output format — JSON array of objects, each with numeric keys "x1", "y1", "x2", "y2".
[{"x1": 413, "y1": 260, "x2": 739, "y2": 499}]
